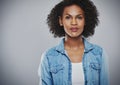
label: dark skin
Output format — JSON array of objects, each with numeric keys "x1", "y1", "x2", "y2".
[
  {"x1": 59, "y1": 5, "x2": 85, "y2": 63},
  {"x1": 64, "y1": 36, "x2": 84, "y2": 63}
]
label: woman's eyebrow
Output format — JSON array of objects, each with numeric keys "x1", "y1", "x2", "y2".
[{"x1": 64, "y1": 13, "x2": 83, "y2": 16}]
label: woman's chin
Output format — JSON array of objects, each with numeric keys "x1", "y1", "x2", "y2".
[{"x1": 67, "y1": 34, "x2": 82, "y2": 38}]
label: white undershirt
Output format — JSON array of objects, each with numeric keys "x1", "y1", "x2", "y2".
[{"x1": 72, "y1": 62, "x2": 84, "y2": 85}]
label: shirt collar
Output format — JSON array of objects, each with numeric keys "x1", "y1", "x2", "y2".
[
  {"x1": 83, "y1": 38, "x2": 94, "y2": 53},
  {"x1": 55, "y1": 38, "x2": 65, "y2": 54},
  {"x1": 55, "y1": 38, "x2": 94, "y2": 54}
]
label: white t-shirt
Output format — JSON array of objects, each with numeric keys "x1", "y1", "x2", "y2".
[{"x1": 72, "y1": 62, "x2": 84, "y2": 85}]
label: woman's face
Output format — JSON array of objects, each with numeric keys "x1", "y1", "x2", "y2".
[{"x1": 59, "y1": 4, "x2": 85, "y2": 38}]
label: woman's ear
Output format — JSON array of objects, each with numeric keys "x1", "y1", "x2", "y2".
[{"x1": 59, "y1": 16, "x2": 63, "y2": 26}]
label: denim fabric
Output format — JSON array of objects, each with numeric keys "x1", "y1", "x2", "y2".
[{"x1": 38, "y1": 38, "x2": 109, "y2": 85}]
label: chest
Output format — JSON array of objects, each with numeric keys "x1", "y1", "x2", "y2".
[
  {"x1": 48, "y1": 52, "x2": 101, "y2": 85},
  {"x1": 65, "y1": 49, "x2": 84, "y2": 63}
]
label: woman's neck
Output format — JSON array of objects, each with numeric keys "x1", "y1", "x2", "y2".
[{"x1": 64, "y1": 36, "x2": 84, "y2": 50}]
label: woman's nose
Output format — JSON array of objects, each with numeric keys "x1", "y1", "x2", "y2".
[{"x1": 71, "y1": 18, "x2": 77, "y2": 25}]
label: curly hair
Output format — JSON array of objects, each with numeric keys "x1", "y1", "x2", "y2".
[{"x1": 47, "y1": 0, "x2": 99, "y2": 38}]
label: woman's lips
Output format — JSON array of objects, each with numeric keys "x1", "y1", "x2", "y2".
[{"x1": 70, "y1": 27, "x2": 78, "y2": 32}]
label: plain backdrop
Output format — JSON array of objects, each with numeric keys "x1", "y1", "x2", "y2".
[{"x1": 0, "y1": 0, "x2": 120, "y2": 85}]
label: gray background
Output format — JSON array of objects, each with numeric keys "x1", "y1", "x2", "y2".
[{"x1": 0, "y1": 0, "x2": 120, "y2": 85}]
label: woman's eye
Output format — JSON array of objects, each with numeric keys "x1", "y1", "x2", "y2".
[
  {"x1": 77, "y1": 16, "x2": 82, "y2": 19},
  {"x1": 65, "y1": 16, "x2": 71, "y2": 19}
]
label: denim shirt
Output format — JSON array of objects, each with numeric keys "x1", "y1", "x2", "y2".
[{"x1": 38, "y1": 38, "x2": 109, "y2": 85}]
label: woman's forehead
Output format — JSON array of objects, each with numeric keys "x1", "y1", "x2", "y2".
[{"x1": 62, "y1": 5, "x2": 84, "y2": 15}]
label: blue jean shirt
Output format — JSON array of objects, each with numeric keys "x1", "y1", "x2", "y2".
[{"x1": 38, "y1": 38, "x2": 109, "y2": 85}]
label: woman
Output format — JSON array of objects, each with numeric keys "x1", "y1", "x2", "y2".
[{"x1": 38, "y1": 0, "x2": 109, "y2": 85}]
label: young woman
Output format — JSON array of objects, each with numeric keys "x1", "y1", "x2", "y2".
[{"x1": 38, "y1": 0, "x2": 109, "y2": 85}]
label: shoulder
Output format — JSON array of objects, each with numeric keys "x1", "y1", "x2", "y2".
[
  {"x1": 86, "y1": 42, "x2": 107, "y2": 63},
  {"x1": 92, "y1": 44, "x2": 103, "y2": 52},
  {"x1": 41, "y1": 45, "x2": 59, "y2": 59},
  {"x1": 84, "y1": 38, "x2": 104, "y2": 55},
  {"x1": 46, "y1": 46, "x2": 59, "y2": 56},
  {"x1": 90, "y1": 42, "x2": 104, "y2": 56},
  {"x1": 41, "y1": 38, "x2": 64, "y2": 60}
]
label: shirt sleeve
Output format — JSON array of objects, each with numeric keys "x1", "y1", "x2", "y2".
[
  {"x1": 100, "y1": 49, "x2": 110, "y2": 85},
  {"x1": 38, "y1": 52, "x2": 53, "y2": 85}
]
